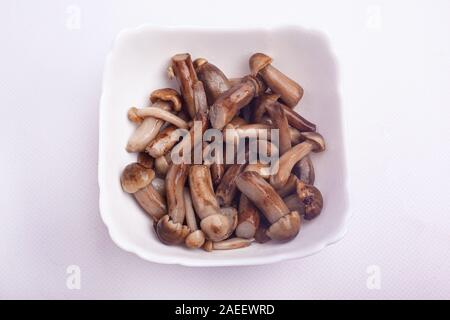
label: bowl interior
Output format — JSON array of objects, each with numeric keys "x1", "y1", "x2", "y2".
[{"x1": 99, "y1": 26, "x2": 348, "y2": 266}]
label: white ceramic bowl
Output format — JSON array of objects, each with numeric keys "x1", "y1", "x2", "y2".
[{"x1": 98, "y1": 25, "x2": 349, "y2": 267}]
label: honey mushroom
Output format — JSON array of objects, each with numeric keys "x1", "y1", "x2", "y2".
[
  {"x1": 123, "y1": 52, "x2": 327, "y2": 250},
  {"x1": 210, "y1": 75, "x2": 266, "y2": 130},
  {"x1": 270, "y1": 132, "x2": 325, "y2": 190},
  {"x1": 188, "y1": 165, "x2": 235, "y2": 242},
  {"x1": 236, "y1": 171, "x2": 301, "y2": 241},
  {"x1": 120, "y1": 163, "x2": 166, "y2": 221},
  {"x1": 156, "y1": 163, "x2": 190, "y2": 245},
  {"x1": 249, "y1": 53, "x2": 303, "y2": 108},
  {"x1": 126, "y1": 88, "x2": 182, "y2": 152},
  {"x1": 170, "y1": 53, "x2": 198, "y2": 119}
]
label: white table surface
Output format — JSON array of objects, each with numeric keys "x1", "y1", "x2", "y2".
[{"x1": 1, "y1": 0, "x2": 449, "y2": 299}]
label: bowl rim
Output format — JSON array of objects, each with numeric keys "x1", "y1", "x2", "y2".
[{"x1": 98, "y1": 24, "x2": 351, "y2": 267}]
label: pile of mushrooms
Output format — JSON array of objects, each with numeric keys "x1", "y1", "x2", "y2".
[{"x1": 121, "y1": 53, "x2": 325, "y2": 252}]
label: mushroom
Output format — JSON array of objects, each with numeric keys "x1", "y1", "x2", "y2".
[
  {"x1": 156, "y1": 163, "x2": 190, "y2": 245},
  {"x1": 194, "y1": 58, "x2": 231, "y2": 105},
  {"x1": 120, "y1": 163, "x2": 166, "y2": 221},
  {"x1": 270, "y1": 132, "x2": 325, "y2": 189},
  {"x1": 284, "y1": 181, "x2": 323, "y2": 220},
  {"x1": 225, "y1": 116, "x2": 248, "y2": 130},
  {"x1": 126, "y1": 89, "x2": 182, "y2": 152},
  {"x1": 145, "y1": 125, "x2": 180, "y2": 158},
  {"x1": 276, "y1": 174, "x2": 299, "y2": 198},
  {"x1": 154, "y1": 154, "x2": 172, "y2": 177},
  {"x1": 228, "y1": 78, "x2": 243, "y2": 87},
  {"x1": 183, "y1": 188, "x2": 206, "y2": 249},
  {"x1": 236, "y1": 194, "x2": 260, "y2": 239},
  {"x1": 171, "y1": 53, "x2": 198, "y2": 118},
  {"x1": 150, "y1": 88, "x2": 182, "y2": 112},
  {"x1": 251, "y1": 93, "x2": 280, "y2": 123},
  {"x1": 266, "y1": 100, "x2": 291, "y2": 155},
  {"x1": 189, "y1": 165, "x2": 234, "y2": 241},
  {"x1": 151, "y1": 177, "x2": 166, "y2": 197},
  {"x1": 215, "y1": 164, "x2": 246, "y2": 206},
  {"x1": 193, "y1": 80, "x2": 209, "y2": 116},
  {"x1": 208, "y1": 144, "x2": 225, "y2": 187},
  {"x1": 244, "y1": 163, "x2": 271, "y2": 180},
  {"x1": 128, "y1": 107, "x2": 189, "y2": 129},
  {"x1": 235, "y1": 171, "x2": 301, "y2": 241},
  {"x1": 294, "y1": 156, "x2": 315, "y2": 184},
  {"x1": 211, "y1": 163, "x2": 225, "y2": 188},
  {"x1": 265, "y1": 101, "x2": 316, "y2": 132},
  {"x1": 137, "y1": 152, "x2": 154, "y2": 169},
  {"x1": 203, "y1": 238, "x2": 252, "y2": 252},
  {"x1": 289, "y1": 127, "x2": 303, "y2": 145},
  {"x1": 249, "y1": 53, "x2": 303, "y2": 108},
  {"x1": 209, "y1": 75, "x2": 266, "y2": 130},
  {"x1": 254, "y1": 225, "x2": 271, "y2": 244},
  {"x1": 220, "y1": 206, "x2": 239, "y2": 238}
]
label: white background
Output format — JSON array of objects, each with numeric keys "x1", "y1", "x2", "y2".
[{"x1": 1, "y1": 0, "x2": 449, "y2": 299}]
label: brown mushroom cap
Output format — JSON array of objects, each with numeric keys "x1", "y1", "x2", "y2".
[
  {"x1": 249, "y1": 53, "x2": 273, "y2": 76},
  {"x1": 193, "y1": 58, "x2": 208, "y2": 70},
  {"x1": 156, "y1": 215, "x2": 190, "y2": 245},
  {"x1": 301, "y1": 132, "x2": 326, "y2": 152},
  {"x1": 150, "y1": 88, "x2": 182, "y2": 112},
  {"x1": 297, "y1": 181, "x2": 323, "y2": 220},
  {"x1": 121, "y1": 163, "x2": 155, "y2": 194},
  {"x1": 200, "y1": 214, "x2": 233, "y2": 242},
  {"x1": 137, "y1": 152, "x2": 154, "y2": 169},
  {"x1": 185, "y1": 230, "x2": 206, "y2": 249},
  {"x1": 266, "y1": 211, "x2": 301, "y2": 241},
  {"x1": 127, "y1": 107, "x2": 142, "y2": 123}
]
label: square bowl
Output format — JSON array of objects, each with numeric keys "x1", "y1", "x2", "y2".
[{"x1": 98, "y1": 25, "x2": 349, "y2": 267}]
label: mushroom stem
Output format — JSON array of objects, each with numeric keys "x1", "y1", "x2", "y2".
[
  {"x1": 193, "y1": 81, "x2": 209, "y2": 115},
  {"x1": 126, "y1": 101, "x2": 171, "y2": 153},
  {"x1": 228, "y1": 77, "x2": 243, "y2": 87},
  {"x1": 283, "y1": 194, "x2": 305, "y2": 214},
  {"x1": 171, "y1": 53, "x2": 198, "y2": 119},
  {"x1": 266, "y1": 101, "x2": 291, "y2": 155},
  {"x1": 210, "y1": 75, "x2": 266, "y2": 130},
  {"x1": 215, "y1": 164, "x2": 246, "y2": 206},
  {"x1": 183, "y1": 188, "x2": 206, "y2": 249},
  {"x1": 194, "y1": 58, "x2": 231, "y2": 105},
  {"x1": 294, "y1": 156, "x2": 315, "y2": 184},
  {"x1": 270, "y1": 142, "x2": 313, "y2": 190},
  {"x1": 236, "y1": 171, "x2": 290, "y2": 224},
  {"x1": 189, "y1": 165, "x2": 221, "y2": 219},
  {"x1": 276, "y1": 174, "x2": 299, "y2": 197},
  {"x1": 151, "y1": 177, "x2": 166, "y2": 197},
  {"x1": 266, "y1": 101, "x2": 316, "y2": 132},
  {"x1": 270, "y1": 132, "x2": 324, "y2": 189},
  {"x1": 251, "y1": 93, "x2": 280, "y2": 123},
  {"x1": 236, "y1": 194, "x2": 260, "y2": 239},
  {"x1": 130, "y1": 107, "x2": 189, "y2": 129},
  {"x1": 145, "y1": 125, "x2": 180, "y2": 158},
  {"x1": 203, "y1": 238, "x2": 252, "y2": 251},
  {"x1": 211, "y1": 163, "x2": 225, "y2": 188},
  {"x1": 165, "y1": 163, "x2": 189, "y2": 224},
  {"x1": 244, "y1": 163, "x2": 271, "y2": 180},
  {"x1": 154, "y1": 154, "x2": 172, "y2": 177},
  {"x1": 184, "y1": 188, "x2": 199, "y2": 231},
  {"x1": 259, "y1": 64, "x2": 303, "y2": 108}
]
